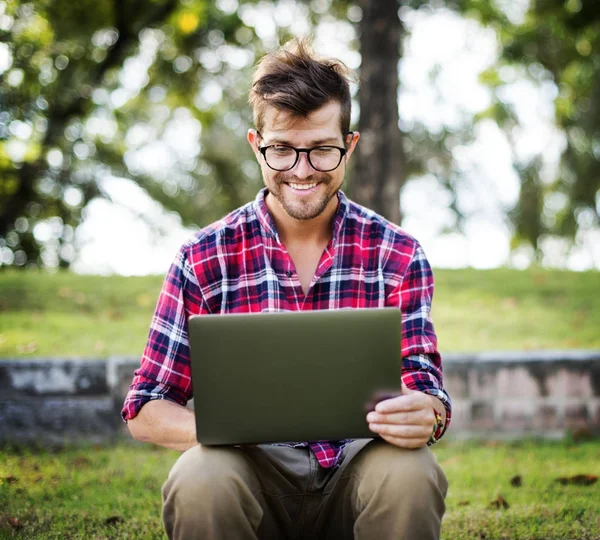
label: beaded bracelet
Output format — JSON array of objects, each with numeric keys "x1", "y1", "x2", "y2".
[{"x1": 427, "y1": 408, "x2": 444, "y2": 446}]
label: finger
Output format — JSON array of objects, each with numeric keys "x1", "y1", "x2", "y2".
[
  {"x1": 367, "y1": 411, "x2": 411, "y2": 425},
  {"x1": 378, "y1": 433, "x2": 428, "y2": 450},
  {"x1": 367, "y1": 410, "x2": 432, "y2": 426},
  {"x1": 375, "y1": 394, "x2": 429, "y2": 414},
  {"x1": 368, "y1": 422, "x2": 429, "y2": 440}
]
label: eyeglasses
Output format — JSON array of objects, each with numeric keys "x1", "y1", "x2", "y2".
[{"x1": 257, "y1": 131, "x2": 352, "y2": 172}]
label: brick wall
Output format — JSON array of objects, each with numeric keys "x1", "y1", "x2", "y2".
[{"x1": 1, "y1": 351, "x2": 599, "y2": 445}]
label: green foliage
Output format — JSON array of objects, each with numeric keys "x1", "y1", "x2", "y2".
[
  {"x1": 1, "y1": 0, "x2": 599, "y2": 270},
  {"x1": 510, "y1": 158, "x2": 545, "y2": 253},
  {"x1": 0, "y1": 0, "x2": 264, "y2": 268},
  {"x1": 463, "y1": 0, "x2": 600, "y2": 248}
]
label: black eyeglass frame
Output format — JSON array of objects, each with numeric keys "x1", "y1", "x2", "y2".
[{"x1": 256, "y1": 130, "x2": 354, "y2": 172}]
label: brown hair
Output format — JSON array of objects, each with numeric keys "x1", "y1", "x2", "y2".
[{"x1": 249, "y1": 38, "x2": 354, "y2": 136}]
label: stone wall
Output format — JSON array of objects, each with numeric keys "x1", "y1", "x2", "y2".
[
  {"x1": 444, "y1": 350, "x2": 600, "y2": 439},
  {"x1": 0, "y1": 359, "x2": 126, "y2": 445},
  {"x1": 1, "y1": 351, "x2": 599, "y2": 445}
]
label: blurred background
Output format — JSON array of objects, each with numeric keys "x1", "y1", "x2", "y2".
[
  {"x1": 1, "y1": 5, "x2": 599, "y2": 537},
  {"x1": 1, "y1": 0, "x2": 599, "y2": 276}
]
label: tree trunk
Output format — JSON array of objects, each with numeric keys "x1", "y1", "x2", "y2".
[{"x1": 354, "y1": 0, "x2": 404, "y2": 225}]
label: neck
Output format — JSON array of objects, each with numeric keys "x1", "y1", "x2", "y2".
[{"x1": 265, "y1": 193, "x2": 338, "y2": 246}]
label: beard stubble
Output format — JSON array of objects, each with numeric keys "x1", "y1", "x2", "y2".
[{"x1": 269, "y1": 172, "x2": 338, "y2": 221}]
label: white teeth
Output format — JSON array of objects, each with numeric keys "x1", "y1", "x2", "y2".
[{"x1": 289, "y1": 182, "x2": 317, "y2": 190}]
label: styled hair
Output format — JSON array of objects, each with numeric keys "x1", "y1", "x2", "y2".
[{"x1": 249, "y1": 38, "x2": 354, "y2": 135}]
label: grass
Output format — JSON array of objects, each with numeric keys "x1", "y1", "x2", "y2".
[
  {"x1": 433, "y1": 268, "x2": 600, "y2": 352},
  {"x1": 437, "y1": 439, "x2": 600, "y2": 540},
  {"x1": 0, "y1": 272, "x2": 159, "y2": 358},
  {"x1": 0, "y1": 440, "x2": 598, "y2": 539},
  {"x1": 1, "y1": 269, "x2": 599, "y2": 537},
  {"x1": 1, "y1": 267, "x2": 599, "y2": 357},
  {"x1": 0, "y1": 444, "x2": 172, "y2": 539}
]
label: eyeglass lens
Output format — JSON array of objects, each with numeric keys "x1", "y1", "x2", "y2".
[{"x1": 265, "y1": 147, "x2": 342, "y2": 172}]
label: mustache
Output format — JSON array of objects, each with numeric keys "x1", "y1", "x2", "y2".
[{"x1": 274, "y1": 172, "x2": 331, "y2": 184}]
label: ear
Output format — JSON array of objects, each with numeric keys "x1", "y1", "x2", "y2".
[
  {"x1": 247, "y1": 129, "x2": 261, "y2": 157},
  {"x1": 344, "y1": 131, "x2": 360, "y2": 160}
]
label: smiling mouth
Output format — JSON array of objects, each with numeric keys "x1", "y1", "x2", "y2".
[{"x1": 287, "y1": 182, "x2": 318, "y2": 191}]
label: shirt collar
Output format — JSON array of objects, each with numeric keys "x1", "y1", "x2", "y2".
[{"x1": 253, "y1": 187, "x2": 349, "y2": 245}]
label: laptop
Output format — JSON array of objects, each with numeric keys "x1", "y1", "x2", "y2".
[{"x1": 188, "y1": 307, "x2": 402, "y2": 445}]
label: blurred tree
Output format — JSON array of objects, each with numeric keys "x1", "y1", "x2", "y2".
[
  {"x1": 459, "y1": 0, "x2": 600, "y2": 256},
  {"x1": 347, "y1": 0, "x2": 600, "y2": 258},
  {"x1": 2, "y1": 0, "x2": 598, "y2": 270},
  {"x1": 0, "y1": 0, "x2": 264, "y2": 268},
  {"x1": 351, "y1": 0, "x2": 600, "y2": 257},
  {"x1": 2, "y1": 0, "x2": 451, "y2": 269},
  {"x1": 326, "y1": 0, "x2": 464, "y2": 228}
]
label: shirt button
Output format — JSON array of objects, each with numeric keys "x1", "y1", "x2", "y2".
[{"x1": 286, "y1": 270, "x2": 292, "y2": 278}]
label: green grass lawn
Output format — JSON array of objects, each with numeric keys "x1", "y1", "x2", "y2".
[
  {"x1": 0, "y1": 440, "x2": 598, "y2": 539},
  {"x1": 1, "y1": 268, "x2": 599, "y2": 357},
  {"x1": 1, "y1": 269, "x2": 599, "y2": 538}
]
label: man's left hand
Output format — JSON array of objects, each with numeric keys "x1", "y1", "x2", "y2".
[{"x1": 366, "y1": 383, "x2": 435, "y2": 449}]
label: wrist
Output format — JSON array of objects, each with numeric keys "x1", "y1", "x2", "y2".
[{"x1": 427, "y1": 407, "x2": 444, "y2": 446}]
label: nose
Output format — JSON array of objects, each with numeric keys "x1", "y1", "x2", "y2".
[{"x1": 291, "y1": 150, "x2": 315, "y2": 179}]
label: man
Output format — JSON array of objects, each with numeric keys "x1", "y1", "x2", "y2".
[{"x1": 123, "y1": 38, "x2": 451, "y2": 540}]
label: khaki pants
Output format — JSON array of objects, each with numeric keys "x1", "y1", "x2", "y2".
[{"x1": 162, "y1": 439, "x2": 448, "y2": 540}]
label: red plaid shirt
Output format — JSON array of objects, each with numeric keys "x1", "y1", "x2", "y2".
[{"x1": 122, "y1": 188, "x2": 451, "y2": 467}]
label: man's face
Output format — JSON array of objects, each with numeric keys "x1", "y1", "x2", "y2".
[{"x1": 248, "y1": 102, "x2": 359, "y2": 221}]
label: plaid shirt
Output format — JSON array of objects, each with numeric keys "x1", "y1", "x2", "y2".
[{"x1": 122, "y1": 188, "x2": 452, "y2": 468}]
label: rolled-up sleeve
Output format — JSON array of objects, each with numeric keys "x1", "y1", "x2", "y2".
[
  {"x1": 121, "y1": 245, "x2": 206, "y2": 421},
  {"x1": 386, "y1": 242, "x2": 452, "y2": 439}
]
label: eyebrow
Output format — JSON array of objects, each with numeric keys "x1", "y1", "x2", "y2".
[{"x1": 266, "y1": 137, "x2": 343, "y2": 146}]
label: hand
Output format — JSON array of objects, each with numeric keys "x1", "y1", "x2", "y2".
[{"x1": 366, "y1": 383, "x2": 435, "y2": 449}]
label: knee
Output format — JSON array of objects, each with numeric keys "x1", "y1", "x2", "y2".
[
  {"x1": 162, "y1": 445, "x2": 257, "y2": 504},
  {"x1": 351, "y1": 443, "x2": 447, "y2": 539},
  {"x1": 354, "y1": 442, "x2": 448, "y2": 503}
]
